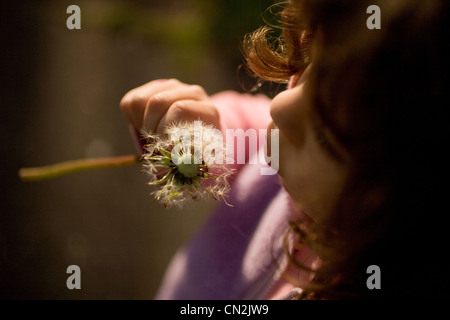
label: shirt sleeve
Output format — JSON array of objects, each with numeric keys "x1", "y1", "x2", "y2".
[
  {"x1": 210, "y1": 90, "x2": 272, "y2": 133},
  {"x1": 210, "y1": 91, "x2": 273, "y2": 172}
]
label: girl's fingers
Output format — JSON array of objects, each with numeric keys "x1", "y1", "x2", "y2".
[
  {"x1": 142, "y1": 85, "x2": 209, "y2": 134},
  {"x1": 120, "y1": 79, "x2": 219, "y2": 145},
  {"x1": 120, "y1": 79, "x2": 187, "y2": 129},
  {"x1": 156, "y1": 100, "x2": 220, "y2": 134}
]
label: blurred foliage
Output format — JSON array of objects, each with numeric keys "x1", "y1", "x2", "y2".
[
  {"x1": 58, "y1": 0, "x2": 282, "y2": 79},
  {"x1": 195, "y1": 0, "x2": 280, "y2": 55}
]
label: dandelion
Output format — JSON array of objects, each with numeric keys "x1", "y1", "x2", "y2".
[
  {"x1": 18, "y1": 120, "x2": 235, "y2": 209},
  {"x1": 141, "y1": 120, "x2": 235, "y2": 208}
]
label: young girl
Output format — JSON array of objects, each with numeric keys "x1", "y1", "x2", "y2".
[{"x1": 120, "y1": 0, "x2": 450, "y2": 299}]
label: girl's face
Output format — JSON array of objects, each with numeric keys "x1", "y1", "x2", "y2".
[{"x1": 268, "y1": 67, "x2": 350, "y2": 222}]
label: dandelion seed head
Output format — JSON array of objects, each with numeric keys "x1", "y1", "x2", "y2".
[
  {"x1": 176, "y1": 155, "x2": 200, "y2": 178},
  {"x1": 141, "y1": 120, "x2": 235, "y2": 208}
]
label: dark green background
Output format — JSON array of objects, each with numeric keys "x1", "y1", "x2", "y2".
[{"x1": 1, "y1": 0, "x2": 280, "y2": 299}]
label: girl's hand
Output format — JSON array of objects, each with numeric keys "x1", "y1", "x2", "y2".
[{"x1": 120, "y1": 79, "x2": 220, "y2": 134}]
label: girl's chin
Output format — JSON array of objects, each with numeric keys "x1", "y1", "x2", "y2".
[{"x1": 278, "y1": 176, "x2": 315, "y2": 224}]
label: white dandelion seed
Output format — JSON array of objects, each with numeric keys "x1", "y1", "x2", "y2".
[{"x1": 140, "y1": 120, "x2": 235, "y2": 208}]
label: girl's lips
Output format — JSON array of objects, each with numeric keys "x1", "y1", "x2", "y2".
[{"x1": 266, "y1": 121, "x2": 278, "y2": 158}]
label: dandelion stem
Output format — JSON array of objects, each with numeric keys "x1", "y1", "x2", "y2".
[{"x1": 18, "y1": 154, "x2": 140, "y2": 182}]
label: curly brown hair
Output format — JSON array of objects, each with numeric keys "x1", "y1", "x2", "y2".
[{"x1": 244, "y1": 0, "x2": 450, "y2": 299}]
